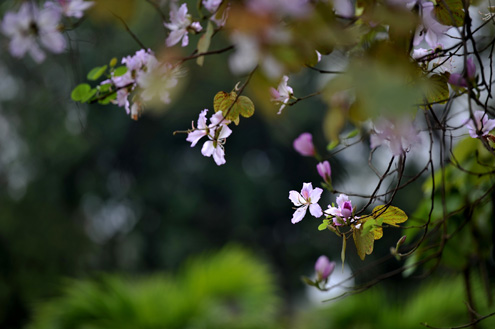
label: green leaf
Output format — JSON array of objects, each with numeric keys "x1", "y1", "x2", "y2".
[
  {"x1": 302, "y1": 276, "x2": 317, "y2": 287},
  {"x1": 71, "y1": 83, "x2": 91, "y2": 102},
  {"x1": 422, "y1": 73, "x2": 450, "y2": 106},
  {"x1": 370, "y1": 205, "x2": 408, "y2": 227},
  {"x1": 196, "y1": 21, "x2": 214, "y2": 66},
  {"x1": 98, "y1": 92, "x2": 117, "y2": 105},
  {"x1": 353, "y1": 228, "x2": 375, "y2": 261},
  {"x1": 98, "y1": 83, "x2": 112, "y2": 93},
  {"x1": 213, "y1": 91, "x2": 255, "y2": 125},
  {"x1": 341, "y1": 235, "x2": 347, "y2": 266},
  {"x1": 113, "y1": 66, "x2": 128, "y2": 77},
  {"x1": 345, "y1": 129, "x2": 359, "y2": 139},
  {"x1": 81, "y1": 88, "x2": 97, "y2": 103},
  {"x1": 435, "y1": 0, "x2": 465, "y2": 27},
  {"x1": 327, "y1": 140, "x2": 339, "y2": 150},
  {"x1": 87, "y1": 65, "x2": 108, "y2": 81},
  {"x1": 318, "y1": 220, "x2": 329, "y2": 231}
]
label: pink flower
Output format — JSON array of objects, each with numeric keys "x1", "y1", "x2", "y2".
[
  {"x1": 315, "y1": 255, "x2": 335, "y2": 281},
  {"x1": 325, "y1": 194, "x2": 354, "y2": 226},
  {"x1": 370, "y1": 117, "x2": 420, "y2": 156},
  {"x1": 289, "y1": 183, "x2": 323, "y2": 224},
  {"x1": 270, "y1": 75, "x2": 293, "y2": 114},
  {"x1": 316, "y1": 161, "x2": 331, "y2": 184},
  {"x1": 466, "y1": 111, "x2": 495, "y2": 138},
  {"x1": 448, "y1": 57, "x2": 476, "y2": 87},
  {"x1": 293, "y1": 133, "x2": 315, "y2": 157}
]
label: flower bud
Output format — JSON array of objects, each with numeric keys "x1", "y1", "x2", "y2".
[
  {"x1": 396, "y1": 235, "x2": 407, "y2": 250},
  {"x1": 315, "y1": 255, "x2": 335, "y2": 281},
  {"x1": 316, "y1": 161, "x2": 331, "y2": 183},
  {"x1": 294, "y1": 133, "x2": 316, "y2": 157}
]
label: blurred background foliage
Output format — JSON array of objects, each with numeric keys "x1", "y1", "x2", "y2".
[{"x1": 0, "y1": 0, "x2": 493, "y2": 328}]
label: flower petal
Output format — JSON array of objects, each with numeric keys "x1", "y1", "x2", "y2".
[
  {"x1": 291, "y1": 206, "x2": 307, "y2": 224},
  {"x1": 289, "y1": 191, "x2": 304, "y2": 206},
  {"x1": 309, "y1": 203, "x2": 323, "y2": 218}
]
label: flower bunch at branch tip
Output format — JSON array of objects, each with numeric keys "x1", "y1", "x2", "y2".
[
  {"x1": 324, "y1": 194, "x2": 357, "y2": 226},
  {"x1": 186, "y1": 109, "x2": 232, "y2": 166}
]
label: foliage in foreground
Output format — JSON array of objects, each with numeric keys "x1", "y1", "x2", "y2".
[{"x1": 26, "y1": 246, "x2": 281, "y2": 329}]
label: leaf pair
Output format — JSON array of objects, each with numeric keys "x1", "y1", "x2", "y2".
[
  {"x1": 353, "y1": 205, "x2": 408, "y2": 260},
  {"x1": 213, "y1": 91, "x2": 255, "y2": 125}
]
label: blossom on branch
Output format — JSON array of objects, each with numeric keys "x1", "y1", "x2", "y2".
[
  {"x1": 289, "y1": 183, "x2": 323, "y2": 224},
  {"x1": 164, "y1": 3, "x2": 202, "y2": 47},
  {"x1": 1, "y1": 3, "x2": 65, "y2": 63},
  {"x1": 293, "y1": 133, "x2": 316, "y2": 157},
  {"x1": 270, "y1": 75, "x2": 293, "y2": 114},
  {"x1": 325, "y1": 194, "x2": 355, "y2": 226},
  {"x1": 186, "y1": 110, "x2": 232, "y2": 166},
  {"x1": 466, "y1": 111, "x2": 495, "y2": 139}
]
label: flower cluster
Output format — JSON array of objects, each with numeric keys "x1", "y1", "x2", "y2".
[
  {"x1": 289, "y1": 181, "x2": 357, "y2": 227},
  {"x1": 100, "y1": 49, "x2": 182, "y2": 120},
  {"x1": 186, "y1": 109, "x2": 232, "y2": 166}
]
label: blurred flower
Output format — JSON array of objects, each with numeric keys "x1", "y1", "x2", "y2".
[
  {"x1": 187, "y1": 110, "x2": 232, "y2": 166},
  {"x1": 293, "y1": 133, "x2": 315, "y2": 157},
  {"x1": 333, "y1": 0, "x2": 354, "y2": 18},
  {"x1": 164, "y1": 3, "x2": 201, "y2": 47},
  {"x1": 47, "y1": 0, "x2": 94, "y2": 18},
  {"x1": 1, "y1": 3, "x2": 65, "y2": 63},
  {"x1": 315, "y1": 255, "x2": 335, "y2": 281},
  {"x1": 100, "y1": 49, "x2": 181, "y2": 119},
  {"x1": 413, "y1": 2, "x2": 451, "y2": 48},
  {"x1": 448, "y1": 57, "x2": 476, "y2": 87},
  {"x1": 466, "y1": 111, "x2": 495, "y2": 138},
  {"x1": 246, "y1": 0, "x2": 312, "y2": 18},
  {"x1": 289, "y1": 183, "x2": 323, "y2": 224},
  {"x1": 270, "y1": 75, "x2": 293, "y2": 114},
  {"x1": 325, "y1": 194, "x2": 354, "y2": 226},
  {"x1": 316, "y1": 161, "x2": 331, "y2": 184},
  {"x1": 370, "y1": 117, "x2": 420, "y2": 156},
  {"x1": 203, "y1": 0, "x2": 222, "y2": 13}
]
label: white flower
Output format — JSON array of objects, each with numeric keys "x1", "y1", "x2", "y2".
[
  {"x1": 164, "y1": 3, "x2": 201, "y2": 47},
  {"x1": 186, "y1": 110, "x2": 232, "y2": 166},
  {"x1": 47, "y1": 0, "x2": 94, "y2": 19},
  {"x1": 288, "y1": 183, "x2": 323, "y2": 224},
  {"x1": 1, "y1": 3, "x2": 65, "y2": 63},
  {"x1": 270, "y1": 75, "x2": 294, "y2": 114}
]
